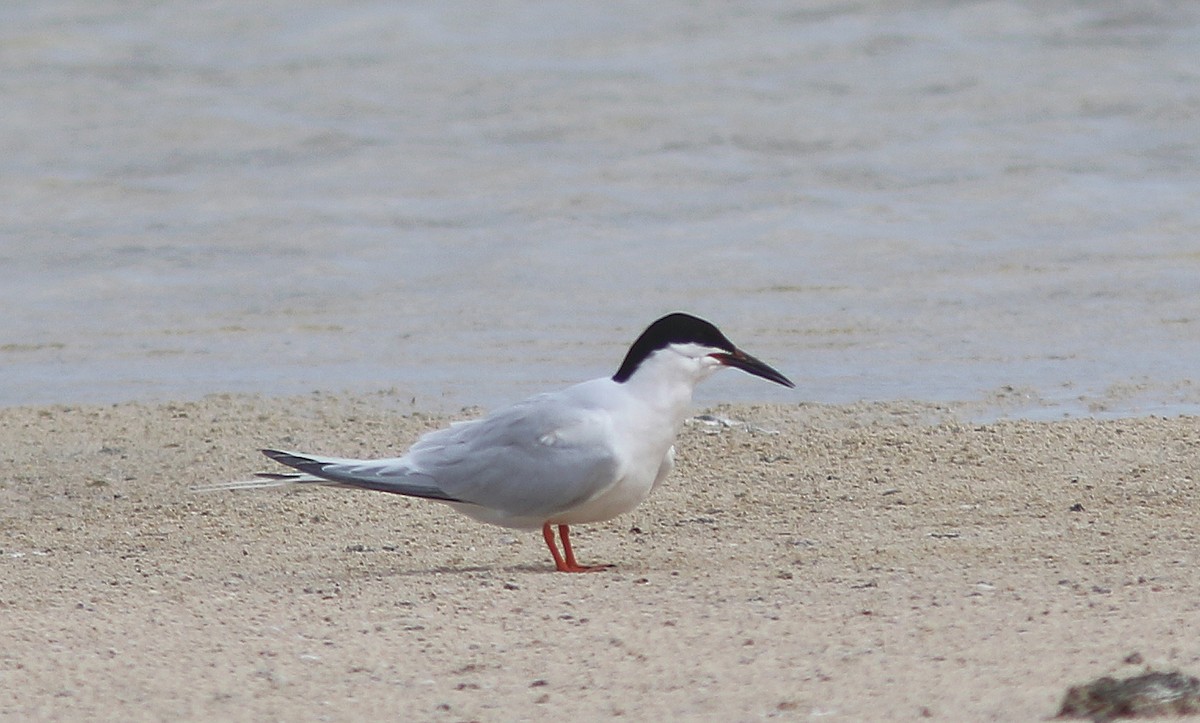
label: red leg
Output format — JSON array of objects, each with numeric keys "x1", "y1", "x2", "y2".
[
  {"x1": 558, "y1": 524, "x2": 585, "y2": 570},
  {"x1": 540, "y1": 523, "x2": 612, "y2": 573},
  {"x1": 542, "y1": 522, "x2": 569, "y2": 571}
]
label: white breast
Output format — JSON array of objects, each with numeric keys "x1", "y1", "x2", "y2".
[
  {"x1": 548, "y1": 447, "x2": 670, "y2": 524},
  {"x1": 549, "y1": 381, "x2": 686, "y2": 525}
]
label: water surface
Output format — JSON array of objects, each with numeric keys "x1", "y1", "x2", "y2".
[{"x1": 3, "y1": 2, "x2": 1199, "y2": 418}]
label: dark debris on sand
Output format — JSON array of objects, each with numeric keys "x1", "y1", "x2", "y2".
[{"x1": 1057, "y1": 670, "x2": 1200, "y2": 722}]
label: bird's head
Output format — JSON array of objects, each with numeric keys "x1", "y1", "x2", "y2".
[{"x1": 612, "y1": 313, "x2": 795, "y2": 389}]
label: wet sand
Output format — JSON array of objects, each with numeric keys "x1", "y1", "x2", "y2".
[{"x1": 2, "y1": 393, "x2": 1197, "y2": 720}]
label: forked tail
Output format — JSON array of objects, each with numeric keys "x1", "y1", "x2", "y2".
[{"x1": 194, "y1": 449, "x2": 462, "y2": 502}]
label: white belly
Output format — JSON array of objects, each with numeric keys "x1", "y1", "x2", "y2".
[{"x1": 550, "y1": 444, "x2": 675, "y2": 525}]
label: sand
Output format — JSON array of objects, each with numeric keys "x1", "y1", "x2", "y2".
[{"x1": 2, "y1": 393, "x2": 1198, "y2": 721}]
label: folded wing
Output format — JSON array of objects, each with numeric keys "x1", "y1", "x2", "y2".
[{"x1": 402, "y1": 393, "x2": 620, "y2": 520}]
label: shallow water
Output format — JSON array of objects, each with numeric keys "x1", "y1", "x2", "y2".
[{"x1": 3, "y1": 2, "x2": 1199, "y2": 418}]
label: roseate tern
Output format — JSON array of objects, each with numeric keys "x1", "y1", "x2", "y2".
[{"x1": 206, "y1": 313, "x2": 794, "y2": 572}]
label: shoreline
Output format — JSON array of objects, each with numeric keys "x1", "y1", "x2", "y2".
[
  {"x1": 2, "y1": 394, "x2": 1198, "y2": 720},
  {"x1": 7, "y1": 377, "x2": 1200, "y2": 424}
]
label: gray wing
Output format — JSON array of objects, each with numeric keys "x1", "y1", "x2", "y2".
[{"x1": 403, "y1": 393, "x2": 619, "y2": 520}]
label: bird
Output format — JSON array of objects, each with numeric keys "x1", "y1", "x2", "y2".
[{"x1": 207, "y1": 312, "x2": 794, "y2": 572}]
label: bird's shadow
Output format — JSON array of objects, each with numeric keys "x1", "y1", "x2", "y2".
[{"x1": 348, "y1": 561, "x2": 573, "y2": 578}]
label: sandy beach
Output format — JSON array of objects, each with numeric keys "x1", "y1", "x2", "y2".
[
  {"x1": 2, "y1": 393, "x2": 1197, "y2": 720},
  {"x1": 5, "y1": 3, "x2": 1199, "y2": 719}
]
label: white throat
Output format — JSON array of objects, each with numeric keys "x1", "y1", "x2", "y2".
[{"x1": 619, "y1": 343, "x2": 725, "y2": 417}]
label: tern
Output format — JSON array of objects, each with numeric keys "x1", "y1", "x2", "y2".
[{"x1": 210, "y1": 312, "x2": 794, "y2": 572}]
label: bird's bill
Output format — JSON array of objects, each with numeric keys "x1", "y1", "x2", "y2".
[{"x1": 711, "y1": 350, "x2": 795, "y2": 388}]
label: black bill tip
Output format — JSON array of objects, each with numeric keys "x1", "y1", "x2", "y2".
[{"x1": 712, "y1": 350, "x2": 795, "y2": 389}]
